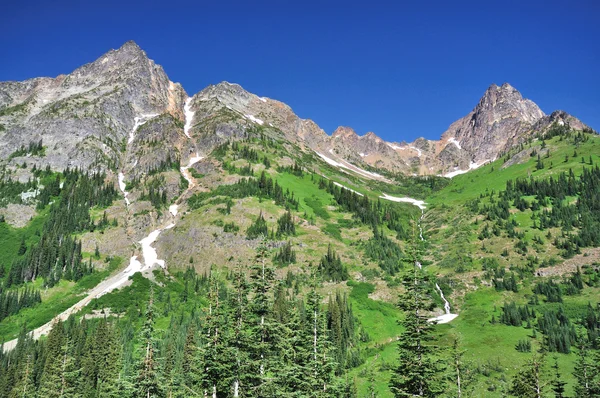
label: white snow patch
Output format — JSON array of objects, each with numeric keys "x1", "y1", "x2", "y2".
[
  {"x1": 129, "y1": 114, "x2": 159, "y2": 144},
  {"x1": 245, "y1": 114, "x2": 264, "y2": 125},
  {"x1": 180, "y1": 154, "x2": 204, "y2": 187},
  {"x1": 140, "y1": 229, "x2": 167, "y2": 269},
  {"x1": 386, "y1": 142, "x2": 405, "y2": 150},
  {"x1": 118, "y1": 172, "x2": 130, "y2": 206},
  {"x1": 169, "y1": 204, "x2": 179, "y2": 216},
  {"x1": 259, "y1": 97, "x2": 267, "y2": 103},
  {"x1": 429, "y1": 313, "x2": 459, "y2": 324},
  {"x1": 183, "y1": 98, "x2": 195, "y2": 138},
  {"x1": 448, "y1": 137, "x2": 462, "y2": 149},
  {"x1": 333, "y1": 182, "x2": 364, "y2": 196},
  {"x1": 443, "y1": 160, "x2": 489, "y2": 178},
  {"x1": 409, "y1": 146, "x2": 422, "y2": 157},
  {"x1": 316, "y1": 151, "x2": 386, "y2": 181},
  {"x1": 359, "y1": 153, "x2": 366, "y2": 157},
  {"x1": 379, "y1": 193, "x2": 426, "y2": 210},
  {"x1": 20, "y1": 189, "x2": 39, "y2": 202}
]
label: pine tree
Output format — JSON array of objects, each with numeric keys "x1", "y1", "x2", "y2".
[
  {"x1": 38, "y1": 321, "x2": 67, "y2": 398},
  {"x1": 389, "y1": 234, "x2": 442, "y2": 397},
  {"x1": 134, "y1": 288, "x2": 164, "y2": 398},
  {"x1": 247, "y1": 239, "x2": 277, "y2": 395},
  {"x1": 8, "y1": 353, "x2": 36, "y2": 398},
  {"x1": 573, "y1": 339, "x2": 600, "y2": 397},
  {"x1": 550, "y1": 357, "x2": 567, "y2": 398},
  {"x1": 509, "y1": 352, "x2": 546, "y2": 398}
]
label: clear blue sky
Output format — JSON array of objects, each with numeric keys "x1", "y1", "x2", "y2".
[{"x1": 1, "y1": 0, "x2": 598, "y2": 142}]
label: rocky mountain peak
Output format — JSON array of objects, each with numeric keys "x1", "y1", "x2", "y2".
[{"x1": 332, "y1": 126, "x2": 358, "y2": 140}]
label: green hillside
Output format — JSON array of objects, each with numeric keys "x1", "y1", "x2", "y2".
[{"x1": 1, "y1": 125, "x2": 600, "y2": 397}]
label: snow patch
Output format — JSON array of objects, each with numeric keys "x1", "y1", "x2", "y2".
[
  {"x1": 386, "y1": 142, "x2": 405, "y2": 150},
  {"x1": 245, "y1": 114, "x2": 264, "y2": 125},
  {"x1": 333, "y1": 182, "x2": 364, "y2": 196},
  {"x1": 183, "y1": 98, "x2": 195, "y2": 138},
  {"x1": 359, "y1": 153, "x2": 366, "y2": 157},
  {"x1": 316, "y1": 151, "x2": 386, "y2": 181},
  {"x1": 379, "y1": 193, "x2": 426, "y2": 210},
  {"x1": 428, "y1": 283, "x2": 458, "y2": 323},
  {"x1": 259, "y1": 97, "x2": 267, "y2": 103},
  {"x1": 118, "y1": 172, "x2": 130, "y2": 206},
  {"x1": 169, "y1": 204, "x2": 179, "y2": 216},
  {"x1": 129, "y1": 114, "x2": 159, "y2": 144},
  {"x1": 180, "y1": 154, "x2": 204, "y2": 187},
  {"x1": 447, "y1": 137, "x2": 462, "y2": 149},
  {"x1": 443, "y1": 160, "x2": 489, "y2": 178},
  {"x1": 409, "y1": 146, "x2": 422, "y2": 157}
]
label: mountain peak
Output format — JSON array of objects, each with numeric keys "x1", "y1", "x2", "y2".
[{"x1": 332, "y1": 126, "x2": 358, "y2": 139}]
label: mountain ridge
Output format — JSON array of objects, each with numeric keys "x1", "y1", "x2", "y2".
[{"x1": 0, "y1": 41, "x2": 591, "y2": 179}]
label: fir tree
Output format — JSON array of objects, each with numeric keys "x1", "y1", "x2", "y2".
[
  {"x1": 550, "y1": 357, "x2": 567, "y2": 398},
  {"x1": 509, "y1": 352, "x2": 546, "y2": 398},
  {"x1": 134, "y1": 288, "x2": 164, "y2": 398},
  {"x1": 389, "y1": 235, "x2": 442, "y2": 397}
]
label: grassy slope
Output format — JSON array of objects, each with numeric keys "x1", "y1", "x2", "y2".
[{"x1": 3, "y1": 131, "x2": 599, "y2": 394}]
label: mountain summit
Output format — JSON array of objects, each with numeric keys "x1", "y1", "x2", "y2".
[{"x1": 0, "y1": 41, "x2": 590, "y2": 178}]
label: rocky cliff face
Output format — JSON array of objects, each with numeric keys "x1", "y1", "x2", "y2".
[
  {"x1": 0, "y1": 41, "x2": 186, "y2": 172},
  {"x1": 0, "y1": 41, "x2": 592, "y2": 181},
  {"x1": 439, "y1": 83, "x2": 545, "y2": 165}
]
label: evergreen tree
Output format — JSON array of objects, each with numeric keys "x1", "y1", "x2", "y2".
[
  {"x1": 509, "y1": 352, "x2": 546, "y2": 398},
  {"x1": 550, "y1": 357, "x2": 567, "y2": 398},
  {"x1": 389, "y1": 235, "x2": 442, "y2": 397},
  {"x1": 573, "y1": 339, "x2": 600, "y2": 397},
  {"x1": 134, "y1": 288, "x2": 164, "y2": 398}
]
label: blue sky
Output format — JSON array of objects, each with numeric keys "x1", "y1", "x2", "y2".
[{"x1": 1, "y1": 0, "x2": 598, "y2": 142}]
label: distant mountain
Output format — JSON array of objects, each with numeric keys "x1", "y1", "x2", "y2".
[{"x1": 0, "y1": 41, "x2": 591, "y2": 179}]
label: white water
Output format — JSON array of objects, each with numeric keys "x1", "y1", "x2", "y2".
[
  {"x1": 118, "y1": 172, "x2": 130, "y2": 206},
  {"x1": 183, "y1": 98, "x2": 195, "y2": 138},
  {"x1": 398, "y1": 199, "x2": 458, "y2": 324},
  {"x1": 429, "y1": 284, "x2": 459, "y2": 324}
]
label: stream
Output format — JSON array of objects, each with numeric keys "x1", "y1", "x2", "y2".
[
  {"x1": 3, "y1": 105, "x2": 202, "y2": 352},
  {"x1": 379, "y1": 193, "x2": 458, "y2": 324}
]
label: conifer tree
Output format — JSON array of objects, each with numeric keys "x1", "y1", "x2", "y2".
[
  {"x1": 550, "y1": 357, "x2": 567, "y2": 398},
  {"x1": 134, "y1": 288, "x2": 164, "y2": 398},
  {"x1": 573, "y1": 339, "x2": 600, "y2": 397},
  {"x1": 509, "y1": 352, "x2": 546, "y2": 398},
  {"x1": 38, "y1": 321, "x2": 67, "y2": 398},
  {"x1": 389, "y1": 233, "x2": 442, "y2": 397},
  {"x1": 247, "y1": 239, "x2": 277, "y2": 395}
]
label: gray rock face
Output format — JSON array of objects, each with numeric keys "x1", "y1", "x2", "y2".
[
  {"x1": 0, "y1": 41, "x2": 186, "y2": 172},
  {"x1": 439, "y1": 83, "x2": 545, "y2": 165}
]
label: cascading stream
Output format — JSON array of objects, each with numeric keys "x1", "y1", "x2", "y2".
[
  {"x1": 379, "y1": 193, "x2": 458, "y2": 323},
  {"x1": 3, "y1": 105, "x2": 203, "y2": 352}
]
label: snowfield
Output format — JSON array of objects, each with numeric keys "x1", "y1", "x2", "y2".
[{"x1": 378, "y1": 193, "x2": 426, "y2": 210}]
